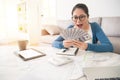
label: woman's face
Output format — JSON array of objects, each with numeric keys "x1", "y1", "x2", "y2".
[{"x1": 72, "y1": 8, "x2": 89, "y2": 29}]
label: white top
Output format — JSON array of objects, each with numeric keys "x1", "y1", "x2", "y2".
[{"x1": 85, "y1": 24, "x2": 93, "y2": 43}]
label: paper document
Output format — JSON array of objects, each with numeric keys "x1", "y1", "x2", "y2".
[
  {"x1": 69, "y1": 63, "x2": 84, "y2": 80},
  {"x1": 48, "y1": 56, "x2": 73, "y2": 66}
]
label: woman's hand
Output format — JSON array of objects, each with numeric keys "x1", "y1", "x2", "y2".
[
  {"x1": 63, "y1": 40, "x2": 73, "y2": 48},
  {"x1": 72, "y1": 40, "x2": 88, "y2": 50},
  {"x1": 63, "y1": 40, "x2": 88, "y2": 50}
]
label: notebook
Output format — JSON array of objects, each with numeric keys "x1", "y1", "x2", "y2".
[
  {"x1": 83, "y1": 66, "x2": 120, "y2": 80},
  {"x1": 15, "y1": 48, "x2": 46, "y2": 61},
  {"x1": 56, "y1": 48, "x2": 79, "y2": 56}
]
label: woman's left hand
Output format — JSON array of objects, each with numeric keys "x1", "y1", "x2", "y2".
[{"x1": 72, "y1": 40, "x2": 88, "y2": 50}]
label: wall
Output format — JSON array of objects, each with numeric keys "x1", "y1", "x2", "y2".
[
  {"x1": 26, "y1": 0, "x2": 57, "y2": 45},
  {"x1": 0, "y1": 0, "x2": 5, "y2": 33},
  {"x1": 26, "y1": 0, "x2": 40, "y2": 45},
  {"x1": 56, "y1": 0, "x2": 120, "y2": 20},
  {"x1": 0, "y1": 0, "x2": 19, "y2": 43},
  {"x1": 39, "y1": 0, "x2": 56, "y2": 25}
]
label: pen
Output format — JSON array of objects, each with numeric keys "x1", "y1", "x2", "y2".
[{"x1": 62, "y1": 48, "x2": 69, "y2": 52}]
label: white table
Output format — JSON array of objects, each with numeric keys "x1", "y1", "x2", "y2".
[{"x1": 0, "y1": 45, "x2": 120, "y2": 80}]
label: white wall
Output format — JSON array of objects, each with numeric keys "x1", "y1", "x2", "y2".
[
  {"x1": 26, "y1": 0, "x2": 57, "y2": 44},
  {"x1": 0, "y1": 0, "x2": 18, "y2": 33},
  {"x1": 0, "y1": 0, "x2": 5, "y2": 33},
  {"x1": 26, "y1": 0, "x2": 40, "y2": 45},
  {"x1": 56, "y1": 0, "x2": 120, "y2": 20},
  {"x1": 39, "y1": 0, "x2": 56, "y2": 25},
  {"x1": 0, "y1": 0, "x2": 19, "y2": 43}
]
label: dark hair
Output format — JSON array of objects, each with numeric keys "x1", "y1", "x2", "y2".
[{"x1": 72, "y1": 3, "x2": 89, "y2": 17}]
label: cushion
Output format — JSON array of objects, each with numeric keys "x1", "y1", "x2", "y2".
[
  {"x1": 56, "y1": 20, "x2": 73, "y2": 29},
  {"x1": 44, "y1": 25, "x2": 62, "y2": 35},
  {"x1": 108, "y1": 37, "x2": 120, "y2": 54},
  {"x1": 101, "y1": 17, "x2": 120, "y2": 37},
  {"x1": 89, "y1": 17, "x2": 102, "y2": 26},
  {"x1": 39, "y1": 35, "x2": 59, "y2": 44},
  {"x1": 41, "y1": 29, "x2": 50, "y2": 35}
]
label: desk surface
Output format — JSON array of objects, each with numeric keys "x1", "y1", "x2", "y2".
[{"x1": 0, "y1": 45, "x2": 120, "y2": 80}]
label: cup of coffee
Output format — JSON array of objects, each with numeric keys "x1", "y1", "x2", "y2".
[{"x1": 18, "y1": 40, "x2": 28, "y2": 51}]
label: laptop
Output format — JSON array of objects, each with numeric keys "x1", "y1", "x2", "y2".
[{"x1": 83, "y1": 66, "x2": 120, "y2": 80}]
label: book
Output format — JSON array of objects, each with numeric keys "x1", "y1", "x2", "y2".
[
  {"x1": 15, "y1": 48, "x2": 46, "y2": 61},
  {"x1": 56, "y1": 48, "x2": 79, "y2": 56}
]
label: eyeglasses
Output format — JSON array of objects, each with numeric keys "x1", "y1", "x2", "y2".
[{"x1": 72, "y1": 15, "x2": 86, "y2": 21}]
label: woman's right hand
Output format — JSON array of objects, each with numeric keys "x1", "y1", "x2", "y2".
[{"x1": 63, "y1": 40, "x2": 73, "y2": 48}]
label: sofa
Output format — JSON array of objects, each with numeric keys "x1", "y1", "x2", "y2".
[{"x1": 40, "y1": 17, "x2": 120, "y2": 54}]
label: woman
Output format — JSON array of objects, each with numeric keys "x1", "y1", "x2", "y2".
[{"x1": 52, "y1": 3, "x2": 113, "y2": 52}]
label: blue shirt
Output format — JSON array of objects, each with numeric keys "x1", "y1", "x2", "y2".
[{"x1": 52, "y1": 22, "x2": 113, "y2": 52}]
